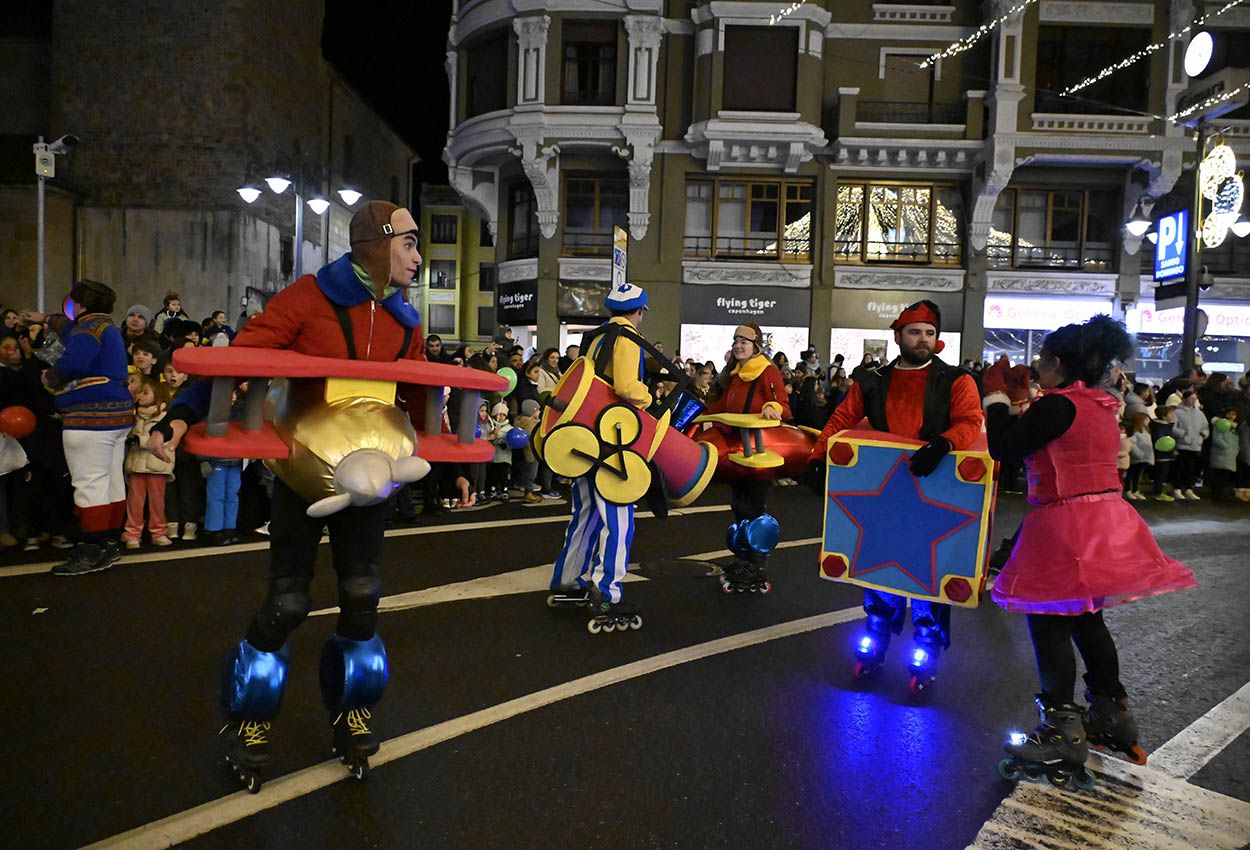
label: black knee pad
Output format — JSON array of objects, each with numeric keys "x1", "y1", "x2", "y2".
[
  {"x1": 338, "y1": 575, "x2": 382, "y2": 614},
  {"x1": 249, "y1": 592, "x2": 311, "y2": 648}
]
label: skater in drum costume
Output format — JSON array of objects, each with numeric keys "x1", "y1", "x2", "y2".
[
  {"x1": 702, "y1": 321, "x2": 790, "y2": 593},
  {"x1": 982, "y1": 316, "x2": 1195, "y2": 788},
  {"x1": 809, "y1": 300, "x2": 982, "y2": 686},
  {"x1": 150, "y1": 202, "x2": 427, "y2": 791}
]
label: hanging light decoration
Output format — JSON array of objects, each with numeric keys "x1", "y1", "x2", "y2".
[
  {"x1": 768, "y1": 0, "x2": 807, "y2": 25},
  {"x1": 919, "y1": 0, "x2": 1040, "y2": 69},
  {"x1": 1200, "y1": 143, "x2": 1237, "y2": 200},
  {"x1": 1199, "y1": 140, "x2": 1246, "y2": 249}
]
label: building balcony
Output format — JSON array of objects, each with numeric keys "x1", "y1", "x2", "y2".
[
  {"x1": 835, "y1": 88, "x2": 982, "y2": 142},
  {"x1": 871, "y1": 3, "x2": 955, "y2": 23},
  {"x1": 684, "y1": 112, "x2": 829, "y2": 174},
  {"x1": 1030, "y1": 114, "x2": 1154, "y2": 134}
]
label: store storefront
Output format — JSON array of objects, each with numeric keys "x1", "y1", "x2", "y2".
[
  {"x1": 680, "y1": 283, "x2": 811, "y2": 366},
  {"x1": 496, "y1": 276, "x2": 538, "y2": 350},
  {"x1": 982, "y1": 295, "x2": 1116, "y2": 364},
  {"x1": 829, "y1": 289, "x2": 965, "y2": 367},
  {"x1": 1125, "y1": 301, "x2": 1250, "y2": 382}
]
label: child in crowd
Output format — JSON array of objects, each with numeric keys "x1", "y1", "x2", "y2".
[
  {"x1": 1172, "y1": 389, "x2": 1208, "y2": 501},
  {"x1": 1117, "y1": 421, "x2": 1133, "y2": 491},
  {"x1": 1124, "y1": 411, "x2": 1153, "y2": 500},
  {"x1": 161, "y1": 362, "x2": 202, "y2": 540},
  {"x1": 513, "y1": 399, "x2": 542, "y2": 505},
  {"x1": 123, "y1": 376, "x2": 174, "y2": 547},
  {"x1": 203, "y1": 388, "x2": 245, "y2": 544},
  {"x1": 469, "y1": 401, "x2": 491, "y2": 502},
  {"x1": 1149, "y1": 405, "x2": 1178, "y2": 502},
  {"x1": 488, "y1": 402, "x2": 513, "y2": 501},
  {"x1": 1208, "y1": 408, "x2": 1240, "y2": 501},
  {"x1": 130, "y1": 338, "x2": 163, "y2": 377}
]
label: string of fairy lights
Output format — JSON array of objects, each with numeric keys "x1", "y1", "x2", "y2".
[
  {"x1": 1061, "y1": 0, "x2": 1247, "y2": 96},
  {"x1": 1165, "y1": 80, "x2": 1250, "y2": 124},
  {"x1": 919, "y1": 0, "x2": 1040, "y2": 69}
]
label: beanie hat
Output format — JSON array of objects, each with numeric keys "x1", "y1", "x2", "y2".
[
  {"x1": 605, "y1": 282, "x2": 648, "y2": 313},
  {"x1": 734, "y1": 322, "x2": 764, "y2": 354},
  {"x1": 124, "y1": 303, "x2": 153, "y2": 325},
  {"x1": 349, "y1": 201, "x2": 419, "y2": 290},
  {"x1": 491, "y1": 402, "x2": 509, "y2": 416},
  {"x1": 520, "y1": 399, "x2": 541, "y2": 417},
  {"x1": 891, "y1": 299, "x2": 945, "y2": 354},
  {"x1": 67, "y1": 279, "x2": 116, "y2": 316}
]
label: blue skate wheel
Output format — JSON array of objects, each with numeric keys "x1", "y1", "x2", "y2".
[
  {"x1": 996, "y1": 758, "x2": 1020, "y2": 781},
  {"x1": 1074, "y1": 769, "x2": 1096, "y2": 790}
]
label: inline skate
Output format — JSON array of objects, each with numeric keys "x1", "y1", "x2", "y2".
[
  {"x1": 851, "y1": 633, "x2": 887, "y2": 680},
  {"x1": 1084, "y1": 689, "x2": 1147, "y2": 765},
  {"x1": 546, "y1": 584, "x2": 592, "y2": 609},
  {"x1": 330, "y1": 707, "x2": 379, "y2": 781},
  {"x1": 587, "y1": 598, "x2": 642, "y2": 634},
  {"x1": 222, "y1": 718, "x2": 272, "y2": 794},
  {"x1": 997, "y1": 695, "x2": 1095, "y2": 790},
  {"x1": 720, "y1": 554, "x2": 771, "y2": 594},
  {"x1": 907, "y1": 644, "x2": 940, "y2": 697}
]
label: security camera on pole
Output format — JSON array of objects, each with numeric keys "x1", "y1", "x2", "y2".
[
  {"x1": 1170, "y1": 31, "x2": 1249, "y2": 371},
  {"x1": 33, "y1": 134, "x2": 79, "y2": 312}
]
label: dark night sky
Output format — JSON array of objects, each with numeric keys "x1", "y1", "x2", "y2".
[{"x1": 322, "y1": 1, "x2": 454, "y2": 186}]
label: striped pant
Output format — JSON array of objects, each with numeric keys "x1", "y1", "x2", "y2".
[{"x1": 550, "y1": 476, "x2": 634, "y2": 604}]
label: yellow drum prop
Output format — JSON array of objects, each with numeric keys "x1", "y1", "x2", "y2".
[{"x1": 535, "y1": 358, "x2": 717, "y2": 506}]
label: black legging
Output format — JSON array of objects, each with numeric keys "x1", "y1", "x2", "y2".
[
  {"x1": 245, "y1": 478, "x2": 391, "y2": 651},
  {"x1": 730, "y1": 478, "x2": 770, "y2": 522},
  {"x1": 1026, "y1": 611, "x2": 1125, "y2": 705}
]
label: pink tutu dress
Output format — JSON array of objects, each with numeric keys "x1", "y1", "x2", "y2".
[{"x1": 992, "y1": 383, "x2": 1196, "y2": 615}]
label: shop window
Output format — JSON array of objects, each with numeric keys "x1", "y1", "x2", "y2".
[
  {"x1": 563, "y1": 175, "x2": 627, "y2": 256},
  {"x1": 989, "y1": 188, "x2": 1115, "y2": 271},
  {"x1": 429, "y1": 304, "x2": 455, "y2": 335},
  {"x1": 563, "y1": 21, "x2": 617, "y2": 106},
  {"x1": 466, "y1": 29, "x2": 509, "y2": 118},
  {"x1": 477, "y1": 306, "x2": 495, "y2": 337},
  {"x1": 833, "y1": 181, "x2": 962, "y2": 266},
  {"x1": 428, "y1": 259, "x2": 456, "y2": 290},
  {"x1": 479, "y1": 263, "x2": 496, "y2": 293},
  {"x1": 722, "y1": 26, "x2": 797, "y2": 112},
  {"x1": 430, "y1": 215, "x2": 458, "y2": 244},
  {"x1": 509, "y1": 183, "x2": 539, "y2": 259},
  {"x1": 684, "y1": 177, "x2": 813, "y2": 261}
]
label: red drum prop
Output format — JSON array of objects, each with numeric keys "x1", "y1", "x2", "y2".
[
  {"x1": 0, "y1": 406, "x2": 36, "y2": 439},
  {"x1": 536, "y1": 358, "x2": 716, "y2": 507}
]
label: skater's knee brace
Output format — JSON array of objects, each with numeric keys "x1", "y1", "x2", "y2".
[
  {"x1": 220, "y1": 640, "x2": 290, "y2": 721},
  {"x1": 741, "y1": 514, "x2": 779, "y2": 555},
  {"x1": 320, "y1": 633, "x2": 388, "y2": 711},
  {"x1": 248, "y1": 592, "x2": 311, "y2": 648},
  {"x1": 335, "y1": 575, "x2": 383, "y2": 641}
]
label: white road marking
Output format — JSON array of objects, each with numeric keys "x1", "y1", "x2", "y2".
[
  {"x1": 307, "y1": 536, "x2": 825, "y2": 617},
  {"x1": 82, "y1": 606, "x2": 863, "y2": 850},
  {"x1": 1149, "y1": 680, "x2": 1250, "y2": 781},
  {"x1": 0, "y1": 504, "x2": 732, "y2": 578}
]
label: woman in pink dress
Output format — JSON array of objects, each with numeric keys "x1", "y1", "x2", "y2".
[{"x1": 982, "y1": 316, "x2": 1195, "y2": 784}]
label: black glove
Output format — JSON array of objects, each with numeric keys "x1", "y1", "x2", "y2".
[
  {"x1": 802, "y1": 461, "x2": 826, "y2": 495},
  {"x1": 908, "y1": 436, "x2": 951, "y2": 477}
]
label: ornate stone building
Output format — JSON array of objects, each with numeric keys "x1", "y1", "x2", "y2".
[{"x1": 444, "y1": 0, "x2": 1250, "y2": 372}]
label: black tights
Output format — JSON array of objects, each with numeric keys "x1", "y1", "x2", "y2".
[{"x1": 1026, "y1": 611, "x2": 1125, "y2": 705}]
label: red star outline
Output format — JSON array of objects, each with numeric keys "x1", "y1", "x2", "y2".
[{"x1": 829, "y1": 452, "x2": 980, "y2": 595}]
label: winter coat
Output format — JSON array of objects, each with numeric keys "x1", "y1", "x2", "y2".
[
  {"x1": 1149, "y1": 419, "x2": 1176, "y2": 461},
  {"x1": 1172, "y1": 404, "x2": 1209, "y2": 452},
  {"x1": 1240, "y1": 417, "x2": 1250, "y2": 465},
  {"x1": 1209, "y1": 421, "x2": 1239, "y2": 472},
  {"x1": 1117, "y1": 435, "x2": 1133, "y2": 471},
  {"x1": 124, "y1": 406, "x2": 174, "y2": 475},
  {"x1": 486, "y1": 419, "x2": 512, "y2": 464},
  {"x1": 1128, "y1": 429, "x2": 1154, "y2": 465}
]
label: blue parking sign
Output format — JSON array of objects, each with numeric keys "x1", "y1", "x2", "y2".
[{"x1": 1153, "y1": 210, "x2": 1188, "y2": 281}]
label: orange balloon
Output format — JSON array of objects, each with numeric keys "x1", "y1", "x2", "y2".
[{"x1": 0, "y1": 406, "x2": 36, "y2": 439}]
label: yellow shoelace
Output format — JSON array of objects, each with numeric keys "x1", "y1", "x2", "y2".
[
  {"x1": 341, "y1": 708, "x2": 372, "y2": 737},
  {"x1": 240, "y1": 720, "x2": 270, "y2": 746}
]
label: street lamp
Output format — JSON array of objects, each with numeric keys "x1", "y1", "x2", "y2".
[
  {"x1": 338, "y1": 188, "x2": 362, "y2": 206},
  {"x1": 1125, "y1": 200, "x2": 1152, "y2": 237},
  {"x1": 306, "y1": 196, "x2": 330, "y2": 215},
  {"x1": 33, "y1": 133, "x2": 78, "y2": 312}
]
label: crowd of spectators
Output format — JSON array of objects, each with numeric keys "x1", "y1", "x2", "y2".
[{"x1": 3, "y1": 300, "x2": 1248, "y2": 558}]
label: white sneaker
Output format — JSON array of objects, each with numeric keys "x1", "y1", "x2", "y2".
[
  {"x1": 123, "y1": 538, "x2": 141, "y2": 550},
  {"x1": 152, "y1": 535, "x2": 172, "y2": 547},
  {"x1": 182, "y1": 523, "x2": 198, "y2": 541},
  {"x1": 167, "y1": 523, "x2": 180, "y2": 540},
  {"x1": 24, "y1": 537, "x2": 41, "y2": 552},
  {"x1": 1172, "y1": 490, "x2": 1188, "y2": 501},
  {"x1": 1184, "y1": 489, "x2": 1200, "y2": 500},
  {"x1": 256, "y1": 521, "x2": 270, "y2": 536}
]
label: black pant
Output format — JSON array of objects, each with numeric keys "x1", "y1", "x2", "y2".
[
  {"x1": 245, "y1": 478, "x2": 391, "y2": 652},
  {"x1": 1151, "y1": 459, "x2": 1174, "y2": 495},
  {"x1": 730, "y1": 478, "x2": 770, "y2": 522},
  {"x1": 166, "y1": 455, "x2": 204, "y2": 525},
  {"x1": 1026, "y1": 611, "x2": 1125, "y2": 705},
  {"x1": 1125, "y1": 463, "x2": 1148, "y2": 493},
  {"x1": 1176, "y1": 450, "x2": 1203, "y2": 490}
]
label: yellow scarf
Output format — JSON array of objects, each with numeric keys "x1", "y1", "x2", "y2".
[{"x1": 732, "y1": 353, "x2": 770, "y2": 382}]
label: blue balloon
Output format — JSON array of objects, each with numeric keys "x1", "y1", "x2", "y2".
[{"x1": 505, "y1": 427, "x2": 530, "y2": 450}]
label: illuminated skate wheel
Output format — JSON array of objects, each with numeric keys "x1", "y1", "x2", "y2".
[{"x1": 996, "y1": 758, "x2": 1020, "y2": 781}]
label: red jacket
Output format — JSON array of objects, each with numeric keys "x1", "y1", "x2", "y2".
[
  {"x1": 706, "y1": 355, "x2": 792, "y2": 420},
  {"x1": 236, "y1": 256, "x2": 424, "y2": 362}
]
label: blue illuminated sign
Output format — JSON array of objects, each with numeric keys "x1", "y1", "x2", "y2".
[{"x1": 1154, "y1": 210, "x2": 1189, "y2": 281}]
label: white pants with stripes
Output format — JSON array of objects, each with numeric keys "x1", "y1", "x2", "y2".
[{"x1": 550, "y1": 476, "x2": 635, "y2": 604}]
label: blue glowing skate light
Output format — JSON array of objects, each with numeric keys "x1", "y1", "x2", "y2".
[
  {"x1": 1009, "y1": 731, "x2": 1027, "y2": 747},
  {"x1": 912, "y1": 648, "x2": 929, "y2": 665},
  {"x1": 858, "y1": 636, "x2": 874, "y2": 652}
]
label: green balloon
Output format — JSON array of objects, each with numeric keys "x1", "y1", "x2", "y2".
[
  {"x1": 1214, "y1": 417, "x2": 1233, "y2": 433},
  {"x1": 1154, "y1": 435, "x2": 1176, "y2": 452},
  {"x1": 496, "y1": 366, "x2": 518, "y2": 397}
]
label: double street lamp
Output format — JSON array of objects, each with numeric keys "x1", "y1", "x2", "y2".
[{"x1": 237, "y1": 154, "x2": 363, "y2": 279}]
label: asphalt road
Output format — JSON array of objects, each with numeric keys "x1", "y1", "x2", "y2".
[{"x1": 2, "y1": 484, "x2": 1247, "y2": 850}]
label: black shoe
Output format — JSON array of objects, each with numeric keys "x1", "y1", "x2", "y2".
[
  {"x1": 51, "y1": 542, "x2": 114, "y2": 576},
  {"x1": 215, "y1": 530, "x2": 239, "y2": 546}
]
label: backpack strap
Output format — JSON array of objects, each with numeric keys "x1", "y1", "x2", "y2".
[{"x1": 330, "y1": 303, "x2": 358, "y2": 361}]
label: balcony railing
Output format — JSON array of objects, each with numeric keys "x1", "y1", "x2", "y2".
[
  {"x1": 857, "y1": 101, "x2": 964, "y2": 125},
  {"x1": 683, "y1": 235, "x2": 812, "y2": 262},
  {"x1": 562, "y1": 230, "x2": 613, "y2": 257},
  {"x1": 508, "y1": 235, "x2": 539, "y2": 260},
  {"x1": 989, "y1": 243, "x2": 1114, "y2": 270}
]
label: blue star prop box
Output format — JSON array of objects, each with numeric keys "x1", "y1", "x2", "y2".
[{"x1": 818, "y1": 429, "x2": 997, "y2": 608}]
